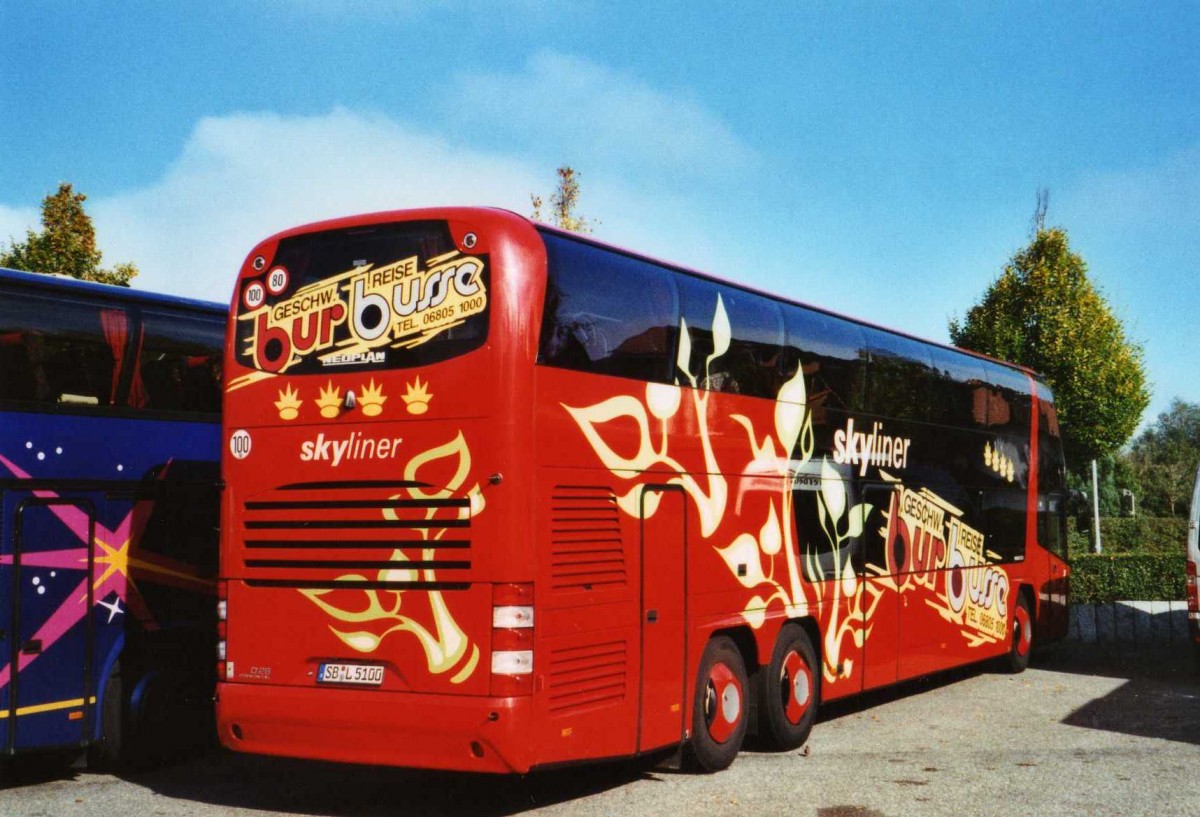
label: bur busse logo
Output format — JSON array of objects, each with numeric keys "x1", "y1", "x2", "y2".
[{"x1": 237, "y1": 251, "x2": 487, "y2": 374}]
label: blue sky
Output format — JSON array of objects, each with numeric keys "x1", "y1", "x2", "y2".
[{"x1": 2, "y1": 1, "x2": 1196, "y2": 433}]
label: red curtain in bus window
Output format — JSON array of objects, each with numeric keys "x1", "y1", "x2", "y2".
[
  {"x1": 128, "y1": 323, "x2": 146, "y2": 407},
  {"x1": 100, "y1": 309, "x2": 126, "y2": 404},
  {"x1": 100, "y1": 309, "x2": 147, "y2": 407}
]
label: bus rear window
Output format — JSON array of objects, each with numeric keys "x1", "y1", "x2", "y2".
[{"x1": 234, "y1": 221, "x2": 489, "y2": 375}]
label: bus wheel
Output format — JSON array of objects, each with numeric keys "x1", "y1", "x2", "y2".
[
  {"x1": 87, "y1": 663, "x2": 125, "y2": 771},
  {"x1": 688, "y1": 636, "x2": 748, "y2": 772},
  {"x1": 758, "y1": 625, "x2": 819, "y2": 751},
  {"x1": 1004, "y1": 595, "x2": 1033, "y2": 674}
]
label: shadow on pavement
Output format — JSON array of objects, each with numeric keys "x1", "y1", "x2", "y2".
[
  {"x1": 1040, "y1": 642, "x2": 1200, "y2": 746},
  {"x1": 0, "y1": 751, "x2": 80, "y2": 791},
  {"x1": 122, "y1": 749, "x2": 660, "y2": 817},
  {"x1": 805, "y1": 662, "x2": 986, "y2": 729}
]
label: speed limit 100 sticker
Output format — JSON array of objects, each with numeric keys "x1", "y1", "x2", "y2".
[
  {"x1": 229, "y1": 429, "x2": 252, "y2": 460},
  {"x1": 243, "y1": 281, "x2": 266, "y2": 310}
]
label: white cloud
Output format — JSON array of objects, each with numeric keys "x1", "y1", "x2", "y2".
[
  {"x1": 0, "y1": 204, "x2": 38, "y2": 257},
  {"x1": 83, "y1": 108, "x2": 729, "y2": 302},
  {"x1": 87, "y1": 109, "x2": 542, "y2": 301},
  {"x1": 446, "y1": 51, "x2": 757, "y2": 181}
]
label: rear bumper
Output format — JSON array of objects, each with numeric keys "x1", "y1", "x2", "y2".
[{"x1": 217, "y1": 682, "x2": 533, "y2": 773}]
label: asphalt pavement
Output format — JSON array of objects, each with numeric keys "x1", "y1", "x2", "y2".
[{"x1": 3, "y1": 643, "x2": 1198, "y2": 817}]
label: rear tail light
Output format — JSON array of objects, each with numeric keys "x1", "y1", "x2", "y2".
[
  {"x1": 491, "y1": 649, "x2": 534, "y2": 675},
  {"x1": 1188, "y1": 562, "x2": 1198, "y2": 617},
  {"x1": 491, "y1": 583, "x2": 533, "y2": 697},
  {"x1": 217, "y1": 579, "x2": 229, "y2": 680},
  {"x1": 493, "y1": 605, "x2": 534, "y2": 629}
]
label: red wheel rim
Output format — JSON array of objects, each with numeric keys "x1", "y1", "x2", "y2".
[
  {"x1": 1014, "y1": 604, "x2": 1032, "y2": 657},
  {"x1": 781, "y1": 650, "x2": 812, "y2": 725},
  {"x1": 704, "y1": 662, "x2": 743, "y2": 744}
]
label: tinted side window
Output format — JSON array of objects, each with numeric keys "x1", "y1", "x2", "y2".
[
  {"x1": 929, "y1": 347, "x2": 988, "y2": 427},
  {"x1": 1037, "y1": 390, "x2": 1067, "y2": 557},
  {"x1": 795, "y1": 466, "x2": 860, "y2": 581},
  {"x1": 864, "y1": 329, "x2": 932, "y2": 422},
  {"x1": 0, "y1": 291, "x2": 118, "y2": 407},
  {"x1": 721, "y1": 288, "x2": 785, "y2": 398},
  {"x1": 136, "y1": 310, "x2": 224, "y2": 415},
  {"x1": 980, "y1": 362, "x2": 1031, "y2": 434},
  {"x1": 783, "y1": 307, "x2": 866, "y2": 414},
  {"x1": 1037, "y1": 493, "x2": 1066, "y2": 559},
  {"x1": 1037, "y1": 396, "x2": 1065, "y2": 492},
  {"x1": 538, "y1": 235, "x2": 677, "y2": 384},
  {"x1": 982, "y1": 489, "x2": 1026, "y2": 562},
  {"x1": 860, "y1": 483, "x2": 897, "y2": 576},
  {"x1": 677, "y1": 278, "x2": 784, "y2": 397}
]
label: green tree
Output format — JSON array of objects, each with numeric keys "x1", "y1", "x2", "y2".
[
  {"x1": 949, "y1": 226, "x2": 1149, "y2": 468},
  {"x1": 0, "y1": 183, "x2": 137, "y2": 286},
  {"x1": 1067, "y1": 453, "x2": 1140, "y2": 517},
  {"x1": 530, "y1": 166, "x2": 595, "y2": 233},
  {"x1": 1126, "y1": 399, "x2": 1200, "y2": 517}
]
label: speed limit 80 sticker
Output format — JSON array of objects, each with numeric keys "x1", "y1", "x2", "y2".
[
  {"x1": 229, "y1": 429, "x2": 252, "y2": 460},
  {"x1": 266, "y1": 266, "x2": 289, "y2": 295}
]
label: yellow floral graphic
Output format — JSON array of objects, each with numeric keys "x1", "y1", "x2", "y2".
[
  {"x1": 299, "y1": 431, "x2": 484, "y2": 683},
  {"x1": 563, "y1": 294, "x2": 878, "y2": 684}
]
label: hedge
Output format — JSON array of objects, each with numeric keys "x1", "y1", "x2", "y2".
[
  {"x1": 1067, "y1": 516, "x2": 1186, "y2": 555},
  {"x1": 1068, "y1": 553, "x2": 1186, "y2": 603}
]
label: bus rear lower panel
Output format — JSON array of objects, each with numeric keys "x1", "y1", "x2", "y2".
[{"x1": 217, "y1": 685, "x2": 534, "y2": 773}]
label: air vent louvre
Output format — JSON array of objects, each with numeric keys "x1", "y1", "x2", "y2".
[
  {"x1": 546, "y1": 640, "x2": 627, "y2": 714},
  {"x1": 549, "y1": 486, "x2": 626, "y2": 592},
  {"x1": 240, "y1": 481, "x2": 471, "y2": 589}
]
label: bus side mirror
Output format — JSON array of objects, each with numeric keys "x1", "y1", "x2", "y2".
[
  {"x1": 1066, "y1": 489, "x2": 1087, "y2": 515},
  {"x1": 1067, "y1": 489, "x2": 1089, "y2": 529}
]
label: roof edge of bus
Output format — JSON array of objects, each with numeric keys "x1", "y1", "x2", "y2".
[
  {"x1": 241, "y1": 208, "x2": 1047, "y2": 391},
  {"x1": 0, "y1": 266, "x2": 227, "y2": 313},
  {"x1": 255, "y1": 206, "x2": 532, "y2": 246},
  {"x1": 532, "y1": 223, "x2": 1047, "y2": 389}
]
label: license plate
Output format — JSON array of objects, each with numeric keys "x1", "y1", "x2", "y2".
[{"x1": 318, "y1": 662, "x2": 385, "y2": 686}]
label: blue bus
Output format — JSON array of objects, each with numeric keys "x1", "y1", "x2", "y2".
[{"x1": 0, "y1": 267, "x2": 224, "y2": 768}]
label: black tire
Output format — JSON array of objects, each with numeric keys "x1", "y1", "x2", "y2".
[
  {"x1": 87, "y1": 662, "x2": 125, "y2": 771},
  {"x1": 1003, "y1": 594, "x2": 1033, "y2": 674},
  {"x1": 758, "y1": 624, "x2": 819, "y2": 751},
  {"x1": 688, "y1": 636, "x2": 749, "y2": 773}
]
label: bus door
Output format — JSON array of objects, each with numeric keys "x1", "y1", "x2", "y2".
[
  {"x1": 7, "y1": 498, "x2": 95, "y2": 753},
  {"x1": 638, "y1": 486, "x2": 687, "y2": 753},
  {"x1": 859, "y1": 483, "x2": 899, "y2": 690},
  {"x1": 1042, "y1": 491, "x2": 1070, "y2": 641},
  {"x1": 795, "y1": 470, "x2": 870, "y2": 700},
  {"x1": 1, "y1": 492, "x2": 9, "y2": 752}
]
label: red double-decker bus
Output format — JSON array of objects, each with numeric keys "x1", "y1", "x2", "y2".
[{"x1": 216, "y1": 207, "x2": 1070, "y2": 773}]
